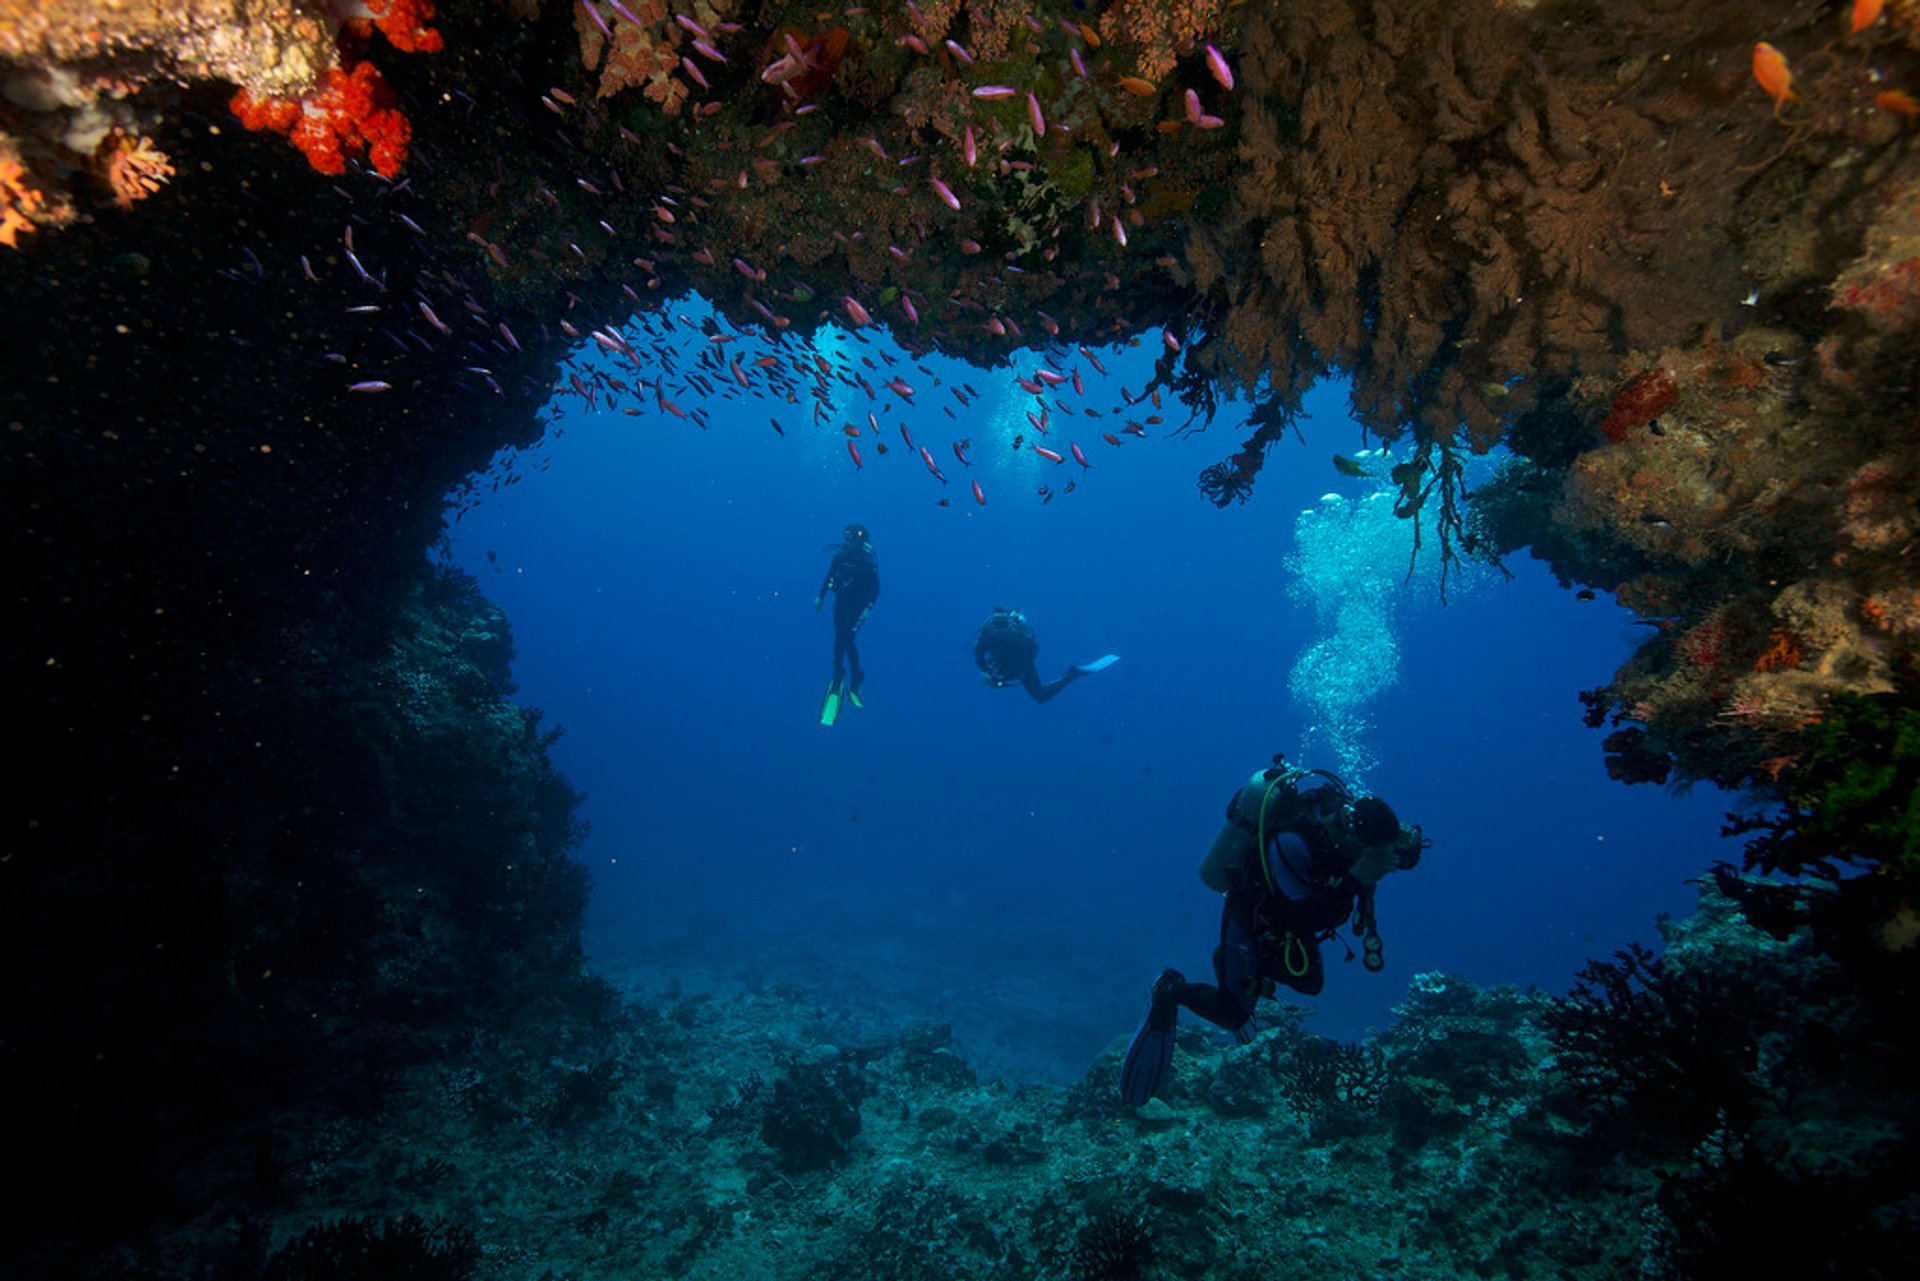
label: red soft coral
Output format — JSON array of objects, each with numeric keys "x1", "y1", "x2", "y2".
[
  {"x1": 231, "y1": 61, "x2": 412, "y2": 178},
  {"x1": 360, "y1": 0, "x2": 446, "y2": 54}
]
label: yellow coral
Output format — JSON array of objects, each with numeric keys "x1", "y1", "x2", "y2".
[{"x1": 1099, "y1": 0, "x2": 1228, "y2": 82}]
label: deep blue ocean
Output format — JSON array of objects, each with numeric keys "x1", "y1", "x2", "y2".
[{"x1": 447, "y1": 298, "x2": 1734, "y2": 1083}]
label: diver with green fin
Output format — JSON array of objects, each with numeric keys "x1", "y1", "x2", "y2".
[
  {"x1": 973, "y1": 606, "x2": 1118, "y2": 703},
  {"x1": 815, "y1": 523, "x2": 879, "y2": 726},
  {"x1": 1119, "y1": 755, "x2": 1429, "y2": 1106}
]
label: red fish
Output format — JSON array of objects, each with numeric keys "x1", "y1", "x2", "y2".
[
  {"x1": 1070, "y1": 442, "x2": 1090, "y2": 468},
  {"x1": 1102, "y1": 432, "x2": 1121, "y2": 446},
  {"x1": 972, "y1": 479, "x2": 986, "y2": 505},
  {"x1": 848, "y1": 440, "x2": 864, "y2": 469},
  {"x1": 1034, "y1": 445, "x2": 1065, "y2": 463}
]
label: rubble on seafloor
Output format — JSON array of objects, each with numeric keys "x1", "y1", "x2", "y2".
[{"x1": 123, "y1": 883, "x2": 1916, "y2": 1281}]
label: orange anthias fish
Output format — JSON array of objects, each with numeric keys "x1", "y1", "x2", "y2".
[
  {"x1": 1852, "y1": 0, "x2": 1884, "y2": 35},
  {"x1": 1752, "y1": 42, "x2": 1794, "y2": 118},
  {"x1": 1876, "y1": 89, "x2": 1919, "y2": 121}
]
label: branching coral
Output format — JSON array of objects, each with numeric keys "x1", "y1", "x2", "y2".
[
  {"x1": 1274, "y1": 1036, "x2": 1393, "y2": 1139},
  {"x1": 261, "y1": 1214, "x2": 479, "y2": 1281},
  {"x1": 1068, "y1": 1209, "x2": 1155, "y2": 1281},
  {"x1": 1542, "y1": 942, "x2": 1763, "y2": 1152}
]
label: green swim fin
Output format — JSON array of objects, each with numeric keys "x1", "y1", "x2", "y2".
[
  {"x1": 819, "y1": 686, "x2": 842, "y2": 726},
  {"x1": 846, "y1": 686, "x2": 864, "y2": 710}
]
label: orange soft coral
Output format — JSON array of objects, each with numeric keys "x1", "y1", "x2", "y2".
[
  {"x1": 232, "y1": 61, "x2": 412, "y2": 178},
  {"x1": 2, "y1": 157, "x2": 47, "y2": 247},
  {"x1": 1753, "y1": 628, "x2": 1804, "y2": 673},
  {"x1": 99, "y1": 130, "x2": 176, "y2": 208}
]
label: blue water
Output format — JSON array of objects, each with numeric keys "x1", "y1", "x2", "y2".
[{"x1": 447, "y1": 299, "x2": 1733, "y2": 1082}]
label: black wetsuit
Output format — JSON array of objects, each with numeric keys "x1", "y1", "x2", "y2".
[
  {"x1": 974, "y1": 610, "x2": 1080, "y2": 703},
  {"x1": 820, "y1": 541, "x2": 879, "y2": 692},
  {"x1": 1176, "y1": 783, "x2": 1370, "y2": 1031}
]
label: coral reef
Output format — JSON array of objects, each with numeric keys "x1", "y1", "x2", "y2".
[
  {"x1": 1068, "y1": 1208, "x2": 1155, "y2": 1281},
  {"x1": 760, "y1": 1052, "x2": 871, "y2": 1172},
  {"x1": 4, "y1": 1, "x2": 1920, "y2": 1276},
  {"x1": 1272, "y1": 1035, "x2": 1393, "y2": 1141},
  {"x1": 0, "y1": 0, "x2": 442, "y2": 221},
  {"x1": 1541, "y1": 941, "x2": 1765, "y2": 1151},
  {"x1": 61, "y1": 882, "x2": 1903, "y2": 1281},
  {"x1": 261, "y1": 1214, "x2": 479, "y2": 1281}
]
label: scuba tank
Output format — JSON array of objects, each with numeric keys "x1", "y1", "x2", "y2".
[{"x1": 1197, "y1": 756, "x2": 1318, "y2": 892}]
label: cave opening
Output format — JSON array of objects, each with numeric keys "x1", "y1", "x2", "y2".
[{"x1": 438, "y1": 291, "x2": 1733, "y2": 1080}]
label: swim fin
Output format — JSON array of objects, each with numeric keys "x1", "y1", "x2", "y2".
[
  {"x1": 1074, "y1": 654, "x2": 1120, "y2": 675},
  {"x1": 1119, "y1": 969, "x2": 1183, "y2": 1106},
  {"x1": 846, "y1": 685, "x2": 864, "y2": 710},
  {"x1": 819, "y1": 686, "x2": 842, "y2": 726}
]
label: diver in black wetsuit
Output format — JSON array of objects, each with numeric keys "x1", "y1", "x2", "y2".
[
  {"x1": 814, "y1": 524, "x2": 879, "y2": 725},
  {"x1": 1118, "y1": 757, "x2": 1429, "y2": 1105},
  {"x1": 972, "y1": 606, "x2": 1118, "y2": 703}
]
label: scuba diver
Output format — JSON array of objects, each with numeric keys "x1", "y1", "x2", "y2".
[
  {"x1": 972, "y1": 606, "x2": 1118, "y2": 703},
  {"x1": 1119, "y1": 755, "x2": 1429, "y2": 1106},
  {"x1": 814, "y1": 523, "x2": 880, "y2": 726}
]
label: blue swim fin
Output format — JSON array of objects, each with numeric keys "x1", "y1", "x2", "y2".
[
  {"x1": 1075, "y1": 654, "x2": 1120, "y2": 675},
  {"x1": 1119, "y1": 969, "x2": 1183, "y2": 1106}
]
